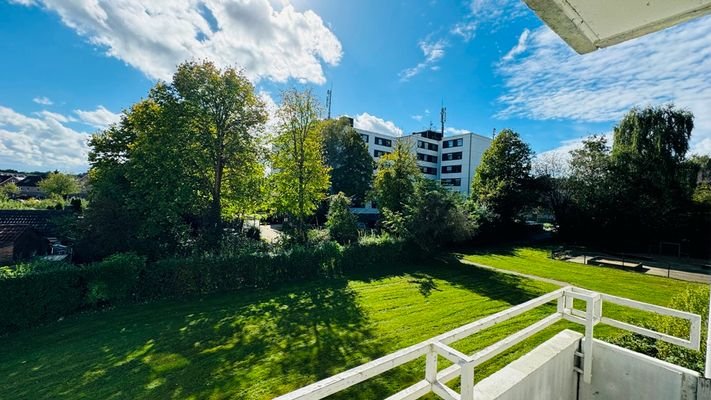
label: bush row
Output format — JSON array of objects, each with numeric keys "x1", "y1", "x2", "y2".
[{"x1": 0, "y1": 239, "x2": 417, "y2": 334}]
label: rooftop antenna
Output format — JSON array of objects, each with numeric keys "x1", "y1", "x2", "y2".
[
  {"x1": 440, "y1": 101, "x2": 447, "y2": 136},
  {"x1": 492, "y1": 128, "x2": 496, "y2": 139},
  {"x1": 325, "y1": 87, "x2": 332, "y2": 119}
]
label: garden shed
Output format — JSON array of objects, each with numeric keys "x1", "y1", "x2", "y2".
[{"x1": 0, "y1": 225, "x2": 48, "y2": 265}]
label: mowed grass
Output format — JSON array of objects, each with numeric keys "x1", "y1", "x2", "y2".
[
  {"x1": 0, "y1": 248, "x2": 701, "y2": 399},
  {"x1": 459, "y1": 247, "x2": 704, "y2": 305}
]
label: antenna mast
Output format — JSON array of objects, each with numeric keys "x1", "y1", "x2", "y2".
[
  {"x1": 440, "y1": 102, "x2": 446, "y2": 136},
  {"x1": 326, "y1": 88, "x2": 332, "y2": 119}
]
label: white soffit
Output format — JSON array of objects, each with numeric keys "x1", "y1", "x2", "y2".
[{"x1": 523, "y1": 0, "x2": 711, "y2": 54}]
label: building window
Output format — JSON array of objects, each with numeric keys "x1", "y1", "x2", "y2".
[
  {"x1": 441, "y1": 178, "x2": 462, "y2": 186},
  {"x1": 443, "y1": 138, "x2": 464, "y2": 148},
  {"x1": 417, "y1": 153, "x2": 438, "y2": 163},
  {"x1": 374, "y1": 150, "x2": 390, "y2": 158},
  {"x1": 417, "y1": 140, "x2": 438, "y2": 151},
  {"x1": 442, "y1": 151, "x2": 463, "y2": 161},
  {"x1": 420, "y1": 166, "x2": 437, "y2": 175},
  {"x1": 374, "y1": 137, "x2": 392, "y2": 147},
  {"x1": 419, "y1": 130, "x2": 442, "y2": 140},
  {"x1": 441, "y1": 165, "x2": 462, "y2": 174},
  {"x1": 360, "y1": 134, "x2": 369, "y2": 143}
]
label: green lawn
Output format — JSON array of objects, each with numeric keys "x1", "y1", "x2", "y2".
[
  {"x1": 0, "y1": 248, "x2": 702, "y2": 399},
  {"x1": 459, "y1": 247, "x2": 703, "y2": 305}
]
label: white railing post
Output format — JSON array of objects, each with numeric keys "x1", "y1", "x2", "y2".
[
  {"x1": 582, "y1": 292, "x2": 601, "y2": 383},
  {"x1": 705, "y1": 284, "x2": 711, "y2": 379},
  {"x1": 460, "y1": 361, "x2": 475, "y2": 400},
  {"x1": 426, "y1": 344, "x2": 438, "y2": 385},
  {"x1": 556, "y1": 291, "x2": 565, "y2": 314}
]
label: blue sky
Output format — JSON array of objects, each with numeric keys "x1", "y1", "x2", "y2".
[{"x1": 1, "y1": 0, "x2": 710, "y2": 172}]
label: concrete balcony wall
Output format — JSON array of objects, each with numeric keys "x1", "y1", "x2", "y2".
[
  {"x1": 579, "y1": 339, "x2": 700, "y2": 400},
  {"x1": 473, "y1": 330, "x2": 581, "y2": 400},
  {"x1": 473, "y1": 329, "x2": 704, "y2": 400}
]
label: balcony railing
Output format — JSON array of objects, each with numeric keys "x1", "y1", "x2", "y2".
[{"x1": 275, "y1": 286, "x2": 702, "y2": 400}]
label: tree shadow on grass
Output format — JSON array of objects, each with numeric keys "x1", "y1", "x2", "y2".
[
  {"x1": 1, "y1": 251, "x2": 553, "y2": 400},
  {"x1": 408, "y1": 273, "x2": 442, "y2": 297},
  {"x1": 0, "y1": 279, "x2": 417, "y2": 400}
]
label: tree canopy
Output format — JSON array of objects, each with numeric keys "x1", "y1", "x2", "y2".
[
  {"x1": 270, "y1": 89, "x2": 331, "y2": 242},
  {"x1": 321, "y1": 117, "x2": 374, "y2": 206},
  {"x1": 38, "y1": 172, "x2": 80, "y2": 199},
  {"x1": 372, "y1": 140, "x2": 420, "y2": 213},
  {"x1": 471, "y1": 129, "x2": 533, "y2": 225},
  {"x1": 82, "y1": 61, "x2": 267, "y2": 260}
]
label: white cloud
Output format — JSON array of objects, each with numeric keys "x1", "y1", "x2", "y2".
[
  {"x1": 74, "y1": 106, "x2": 122, "y2": 129},
  {"x1": 0, "y1": 105, "x2": 89, "y2": 171},
  {"x1": 258, "y1": 90, "x2": 279, "y2": 135},
  {"x1": 451, "y1": 21, "x2": 476, "y2": 42},
  {"x1": 411, "y1": 115, "x2": 423, "y2": 122},
  {"x1": 501, "y1": 29, "x2": 529, "y2": 62},
  {"x1": 354, "y1": 113, "x2": 403, "y2": 137},
  {"x1": 497, "y1": 16, "x2": 711, "y2": 156},
  {"x1": 399, "y1": 39, "x2": 447, "y2": 81},
  {"x1": 32, "y1": 96, "x2": 53, "y2": 106},
  {"x1": 445, "y1": 127, "x2": 469, "y2": 136},
  {"x1": 35, "y1": 110, "x2": 76, "y2": 124},
  {"x1": 14, "y1": 0, "x2": 342, "y2": 84},
  {"x1": 468, "y1": 0, "x2": 528, "y2": 24}
]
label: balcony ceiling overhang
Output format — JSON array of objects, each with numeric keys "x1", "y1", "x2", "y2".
[{"x1": 523, "y1": 0, "x2": 711, "y2": 54}]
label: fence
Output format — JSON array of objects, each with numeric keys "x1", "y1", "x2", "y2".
[{"x1": 275, "y1": 286, "x2": 702, "y2": 400}]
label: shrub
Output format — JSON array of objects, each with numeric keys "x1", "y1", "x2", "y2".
[
  {"x1": 326, "y1": 192, "x2": 359, "y2": 244},
  {"x1": 0, "y1": 265, "x2": 83, "y2": 332},
  {"x1": 611, "y1": 286, "x2": 708, "y2": 373},
  {"x1": 384, "y1": 179, "x2": 475, "y2": 252},
  {"x1": 0, "y1": 235, "x2": 421, "y2": 334},
  {"x1": 83, "y1": 253, "x2": 145, "y2": 306}
]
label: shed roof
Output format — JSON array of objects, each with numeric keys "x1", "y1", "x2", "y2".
[
  {"x1": 0, "y1": 225, "x2": 32, "y2": 243},
  {"x1": 0, "y1": 210, "x2": 68, "y2": 237}
]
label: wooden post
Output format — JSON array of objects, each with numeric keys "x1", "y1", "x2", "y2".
[
  {"x1": 705, "y1": 284, "x2": 711, "y2": 379},
  {"x1": 582, "y1": 293, "x2": 599, "y2": 384},
  {"x1": 460, "y1": 362, "x2": 474, "y2": 400},
  {"x1": 425, "y1": 345, "x2": 437, "y2": 384}
]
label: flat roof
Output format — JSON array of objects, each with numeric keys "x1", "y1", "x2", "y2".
[{"x1": 524, "y1": 0, "x2": 711, "y2": 54}]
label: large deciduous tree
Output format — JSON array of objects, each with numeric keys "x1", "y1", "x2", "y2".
[
  {"x1": 321, "y1": 117, "x2": 374, "y2": 206},
  {"x1": 611, "y1": 105, "x2": 695, "y2": 242},
  {"x1": 372, "y1": 140, "x2": 420, "y2": 213},
  {"x1": 270, "y1": 89, "x2": 331, "y2": 243},
  {"x1": 82, "y1": 61, "x2": 266, "y2": 260},
  {"x1": 38, "y1": 172, "x2": 80, "y2": 199},
  {"x1": 471, "y1": 129, "x2": 533, "y2": 225},
  {"x1": 171, "y1": 61, "x2": 267, "y2": 245}
]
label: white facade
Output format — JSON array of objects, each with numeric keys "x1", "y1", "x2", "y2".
[{"x1": 353, "y1": 125, "x2": 492, "y2": 196}]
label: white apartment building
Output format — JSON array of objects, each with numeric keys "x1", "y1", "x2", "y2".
[{"x1": 351, "y1": 120, "x2": 492, "y2": 197}]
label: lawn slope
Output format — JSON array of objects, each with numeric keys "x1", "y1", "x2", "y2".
[{"x1": 0, "y1": 248, "x2": 700, "y2": 399}]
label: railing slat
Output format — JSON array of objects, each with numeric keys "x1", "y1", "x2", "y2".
[
  {"x1": 432, "y1": 381, "x2": 461, "y2": 400},
  {"x1": 600, "y1": 317, "x2": 696, "y2": 349},
  {"x1": 384, "y1": 380, "x2": 430, "y2": 400},
  {"x1": 437, "y1": 313, "x2": 562, "y2": 383}
]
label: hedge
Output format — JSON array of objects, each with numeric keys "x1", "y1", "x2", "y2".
[{"x1": 0, "y1": 240, "x2": 419, "y2": 334}]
